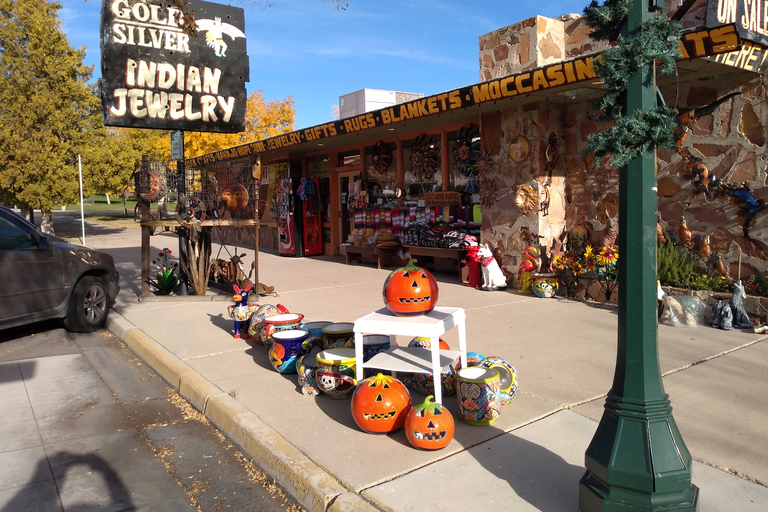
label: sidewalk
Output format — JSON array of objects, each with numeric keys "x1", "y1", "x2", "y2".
[{"x1": 72, "y1": 217, "x2": 768, "y2": 511}]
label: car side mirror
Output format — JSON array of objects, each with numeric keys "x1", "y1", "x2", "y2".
[{"x1": 38, "y1": 235, "x2": 49, "y2": 250}]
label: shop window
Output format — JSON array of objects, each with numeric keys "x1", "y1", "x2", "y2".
[
  {"x1": 338, "y1": 150, "x2": 361, "y2": 167},
  {"x1": 365, "y1": 141, "x2": 398, "y2": 207},
  {"x1": 448, "y1": 125, "x2": 481, "y2": 205},
  {"x1": 403, "y1": 134, "x2": 442, "y2": 206}
]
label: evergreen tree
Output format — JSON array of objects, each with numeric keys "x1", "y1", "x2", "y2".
[{"x1": 0, "y1": 0, "x2": 100, "y2": 233}]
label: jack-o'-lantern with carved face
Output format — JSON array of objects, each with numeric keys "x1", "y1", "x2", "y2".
[
  {"x1": 351, "y1": 373, "x2": 411, "y2": 433},
  {"x1": 405, "y1": 395, "x2": 454, "y2": 450},
  {"x1": 221, "y1": 183, "x2": 249, "y2": 212},
  {"x1": 383, "y1": 259, "x2": 439, "y2": 316}
]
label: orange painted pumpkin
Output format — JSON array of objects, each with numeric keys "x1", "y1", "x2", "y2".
[
  {"x1": 405, "y1": 395, "x2": 454, "y2": 450},
  {"x1": 383, "y1": 259, "x2": 439, "y2": 316},
  {"x1": 351, "y1": 373, "x2": 411, "y2": 433}
]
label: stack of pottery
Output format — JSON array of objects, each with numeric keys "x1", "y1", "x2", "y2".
[
  {"x1": 269, "y1": 329, "x2": 309, "y2": 374},
  {"x1": 260, "y1": 313, "x2": 305, "y2": 347},
  {"x1": 247, "y1": 304, "x2": 289, "y2": 343},
  {"x1": 400, "y1": 337, "x2": 457, "y2": 397},
  {"x1": 321, "y1": 322, "x2": 354, "y2": 349}
]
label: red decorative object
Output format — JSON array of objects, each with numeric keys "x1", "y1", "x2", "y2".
[
  {"x1": 350, "y1": 373, "x2": 411, "y2": 434},
  {"x1": 405, "y1": 395, "x2": 455, "y2": 450},
  {"x1": 382, "y1": 259, "x2": 439, "y2": 316}
]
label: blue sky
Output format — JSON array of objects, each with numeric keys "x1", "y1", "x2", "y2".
[{"x1": 58, "y1": 0, "x2": 587, "y2": 130}]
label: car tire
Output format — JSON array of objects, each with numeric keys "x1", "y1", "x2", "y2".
[{"x1": 63, "y1": 276, "x2": 110, "y2": 332}]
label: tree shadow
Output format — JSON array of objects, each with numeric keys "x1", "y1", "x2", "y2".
[{"x1": 1, "y1": 452, "x2": 135, "y2": 512}]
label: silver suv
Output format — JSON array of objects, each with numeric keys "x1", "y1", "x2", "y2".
[{"x1": 0, "y1": 206, "x2": 120, "y2": 332}]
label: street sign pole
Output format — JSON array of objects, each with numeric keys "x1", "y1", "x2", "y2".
[
  {"x1": 579, "y1": 1, "x2": 699, "y2": 510},
  {"x1": 175, "y1": 130, "x2": 189, "y2": 295}
]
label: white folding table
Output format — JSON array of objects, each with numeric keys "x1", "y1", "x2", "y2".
[{"x1": 353, "y1": 306, "x2": 468, "y2": 404}]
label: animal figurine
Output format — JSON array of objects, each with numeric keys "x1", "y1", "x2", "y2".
[
  {"x1": 729, "y1": 280, "x2": 754, "y2": 329},
  {"x1": 677, "y1": 217, "x2": 692, "y2": 248},
  {"x1": 477, "y1": 244, "x2": 507, "y2": 291},
  {"x1": 231, "y1": 283, "x2": 254, "y2": 339},
  {"x1": 721, "y1": 303, "x2": 734, "y2": 330},
  {"x1": 517, "y1": 246, "x2": 540, "y2": 294},
  {"x1": 590, "y1": 210, "x2": 618, "y2": 248}
]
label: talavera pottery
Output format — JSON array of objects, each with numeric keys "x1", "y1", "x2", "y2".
[
  {"x1": 260, "y1": 313, "x2": 304, "y2": 347},
  {"x1": 321, "y1": 322, "x2": 355, "y2": 350},
  {"x1": 299, "y1": 321, "x2": 332, "y2": 350},
  {"x1": 297, "y1": 343, "x2": 325, "y2": 396},
  {"x1": 408, "y1": 336, "x2": 450, "y2": 350},
  {"x1": 456, "y1": 367, "x2": 501, "y2": 426},
  {"x1": 269, "y1": 329, "x2": 309, "y2": 374},
  {"x1": 532, "y1": 272, "x2": 559, "y2": 298},
  {"x1": 362, "y1": 334, "x2": 391, "y2": 378},
  {"x1": 466, "y1": 352, "x2": 486, "y2": 367},
  {"x1": 227, "y1": 304, "x2": 259, "y2": 322},
  {"x1": 316, "y1": 348, "x2": 357, "y2": 399},
  {"x1": 401, "y1": 359, "x2": 459, "y2": 398},
  {"x1": 479, "y1": 356, "x2": 519, "y2": 405},
  {"x1": 247, "y1": 304, "x2": 289, "y2": 343}
]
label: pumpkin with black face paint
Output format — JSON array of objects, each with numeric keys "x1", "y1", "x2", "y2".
[
  {"x1": 405, "y1": 395, "x2": 454, "y2": 450},
  {"x1": 383, "y1": 259, "x2": 439, "y2": 316},
  {"x1": 350, "y1": 373, "x2": 411, "y2": 434}
]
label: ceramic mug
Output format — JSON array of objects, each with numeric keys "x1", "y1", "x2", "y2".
[
  {"x1": 315, "y1": 348, "x2": 357, "y2": 399},
  {"x1": 269, "y1": 329, "x2": 310, "y2": 374},
  {"x1": 456, "y1": 367, "x2": 502, "y2": 426},
  {"x1": 260, "y1": 313, "x2": 305, "y2": 347},
  {"x1": 321, "y1": 322, "x2": 355, "y2": 350},
  {"x1": 297, "y1": 344, "x2": 325, "y2": 396}
]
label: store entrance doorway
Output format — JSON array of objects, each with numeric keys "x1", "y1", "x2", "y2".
[{"x1": 337, "y1": 170, "x2": 360, "y2": 246}]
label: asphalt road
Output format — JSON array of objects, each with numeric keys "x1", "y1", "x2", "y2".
[{"x1": 0, "y1": 321, "x2": 303, "y2": 512}]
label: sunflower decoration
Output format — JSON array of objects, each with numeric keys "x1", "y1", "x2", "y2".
[
  {"x1": 369, "y1": 141, "x2": 394, "y2": 182},
  {"x1": 410, "y1": 134, "x2": 441, "y2": 182},
  {"x1": 594, "y1": 245, "x2": 619, "y2": 302},
  {"x1": 453, "y1": 125, "x2": 481, "y2": 177},
  {"x1": 551, "y1": 251, "x2": 585, "y2": 298}
]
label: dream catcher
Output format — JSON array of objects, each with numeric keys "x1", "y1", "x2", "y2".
[
  {"x1": 453, "y1": 125, "x2": 481, "y2": 177},
  {"x1": 409, "y1": 134, "x2": 441, "y2": 182},
  {"x1": 369, "y1": 141, "x2": 393, "y2": 182}
]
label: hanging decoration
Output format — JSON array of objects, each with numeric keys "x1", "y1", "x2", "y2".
[
  {"x1": 583, "y1": 0, "x2": 682, "y2": 167},
  {"x1": 139, "y1": 169, "x2": 167, "y2": 203},
  {"x1": 220, "y1": 183, "x2": 249, "y2": 212},
  {"x1": 175, "y1": 196, "x2": 206, "y2": 230},
  {"x1": 514, "y1": 184, "x2": 538, "y2": 214},
  {"x1": 453, "y1": 125, "x2": 481, "y2": 177},
  {"x1": 509, "y1": 136, "x2": 529, "y2": 163},
  {"x1": 409, "y1": 134, "x2": 441, "y2": 181},
  {"x1": 369, "y1": 141, "x2": 393, "y2": 182},
  {"x1": 539, "y1": 133, "x2": 559, "y2": 216}
]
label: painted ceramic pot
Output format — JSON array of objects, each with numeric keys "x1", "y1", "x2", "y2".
[
  {"x1": 316, "y1": 348, "x2": 357, "y2": 399},
  {"x1": 299, "y1": 321, "x2": 332, "y2": 350},
  {"x1": 532, "y1": 273, "x2": 559, "y2": 298},
  {"x1": 362, "y1": 334, "x2": 391, "y2": 378},
  {"x1": 247, "y1": 304, "x2": 289, "y2": 343},
  {"x1": 260, "y1": 313, "x2": 305, "y2": 347},
  {"x1": 269, "y1": 329, "x2": 309, "y2": 374},
  {"x1": 456, "y1": 367, "x2": 502, "y2": 426},
  {"x1": 518, "y1": 271, "x2": 534, "y2": 294},
  {"x1": 401, "y1": 360, "x2": 459, "y2": 398},
  {"x1": 408, "y1": 337, "x2": 450, "y2": 350},
  {"x1": 466, "y1": 352, "x2": 486, "y2": 367},
  {"x1": 321, "y1": 322, "x2": 355, "y2": 350},
  {"x1": 297, "y1": 343, "x2": 325, "y2": 396},
  {"x1": 227, "y1": 304, "x2": 259, "y2": 322},
  {"x1": 479, "y1": 356, "x2": 519, "y2": 405}
]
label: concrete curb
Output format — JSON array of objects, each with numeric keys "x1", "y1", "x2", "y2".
[{"x1": 106, "y1": 313, "x2": 377, "y2": 512}]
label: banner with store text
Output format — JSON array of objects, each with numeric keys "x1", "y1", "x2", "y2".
[{"x1": 100, "y1": 0, "x2": 249, "y2": 132}]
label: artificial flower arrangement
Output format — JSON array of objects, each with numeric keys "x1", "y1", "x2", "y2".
[
  {"x1": 552, "y1": 245, "x2": 619, "y2": 300},
  {"x1": 146, "y1": 248, "x2": 179, "y2": 295}
]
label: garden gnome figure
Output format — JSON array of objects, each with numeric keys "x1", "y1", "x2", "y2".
[
  {"x1": 232, "y1": 283, "x2": 253, "y2": 338},
  {"x1": 729, "y1": 280, "x2": 754, "y2": 329}
]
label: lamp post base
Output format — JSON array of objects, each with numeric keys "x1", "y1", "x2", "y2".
[{"x1": 579, "y1": 394, "x2": 699, "y2": 511}]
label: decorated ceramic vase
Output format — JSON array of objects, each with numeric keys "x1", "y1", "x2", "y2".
[
  {"x1": 297, "y1": 343, "x2": 325, "y2": 396},
  {"x1": 408, "y1": 337, "x2": 450, "y2": 350},
  {"x1": 532, "y1": 273, "x2": 559, "y2": 298},
  {"x1": 466, "y1": 352, "x2": 486, "y2": 367},
  {"x1": 299, "y1": 321, "x2": 332, "y2": 350},
  {"x1": 321, "y1": 322, "x2": 355, "y2": 350},
  {"x1": 269, "y1": 329, "x2": 310, "y2": 374},
  {"x1": 260, "y1": 313, "x2": 305, "y2": 347},
  {"x1": 456, "y1": 367, "x2": 502, "y2": 426},
  {"x1": 247, "y1": 304, "x2": 289, "y2": 343},
  {"x1": 401, "y1": 360, "x2": 459, "y2": 398},
  {"x1": 479, "y1": 356, "x2": 519, "y2": 405},
  {"x1": 316, "y1": 348, "x2": 357, "y2": 399}
]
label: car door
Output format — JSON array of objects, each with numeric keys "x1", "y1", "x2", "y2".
[{"x1": 0, "y1": 211, "x2": 66, "y2": 319}]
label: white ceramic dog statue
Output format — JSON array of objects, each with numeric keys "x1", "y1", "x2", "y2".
[{"x1": 477, "y1": 244, "x2": 507, "y2": 291}]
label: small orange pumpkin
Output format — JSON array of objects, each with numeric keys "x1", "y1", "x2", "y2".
[
  {"x1": 351, "y1": 373, "x2": 411, "y2": 433},
  {"x1": 405, "y1": 395, "x2": 454, "y2": 450},
  {"x1": 383, "y1": 259, "x2": 439, "y2": 316}
]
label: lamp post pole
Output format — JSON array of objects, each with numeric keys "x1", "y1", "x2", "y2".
[{"x1": 579, "y1": 1, "x2": 699, "y2": 510}]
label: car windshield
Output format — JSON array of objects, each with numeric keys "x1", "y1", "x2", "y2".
[{"x1": 0, "y1": 211, "x2": 39, "y2": 251}]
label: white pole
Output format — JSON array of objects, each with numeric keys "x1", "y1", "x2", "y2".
[{"x1": 78, "y1": 155, "x2": 85, "y2": 245}]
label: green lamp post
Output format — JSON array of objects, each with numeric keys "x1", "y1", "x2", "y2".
[{"x1": 579, "y1": 1, "x2": 699, "y2": 510}]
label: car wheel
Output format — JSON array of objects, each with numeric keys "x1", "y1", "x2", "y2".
[{"x1": 63, "y1": 276, "x2": 110, "y2": 332}]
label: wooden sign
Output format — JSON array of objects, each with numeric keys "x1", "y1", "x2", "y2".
[{"x1": 424, "y1": 191, "x2": 462, "y2": 206}]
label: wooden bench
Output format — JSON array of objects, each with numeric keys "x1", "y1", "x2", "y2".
[
  {"x1": 403, "y1": 245, "x2": 468, "y2": 282},
  {"x1": 340, "y1": 245, "x2": 400, "y2": 269}
]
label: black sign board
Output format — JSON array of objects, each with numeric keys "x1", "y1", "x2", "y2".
[
  {"x1": 706, "y1": 0, "x2": 768, "y2": 47},
  {"x1": 100, "y1": 0, "x2": 249, "y2": 132}
]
